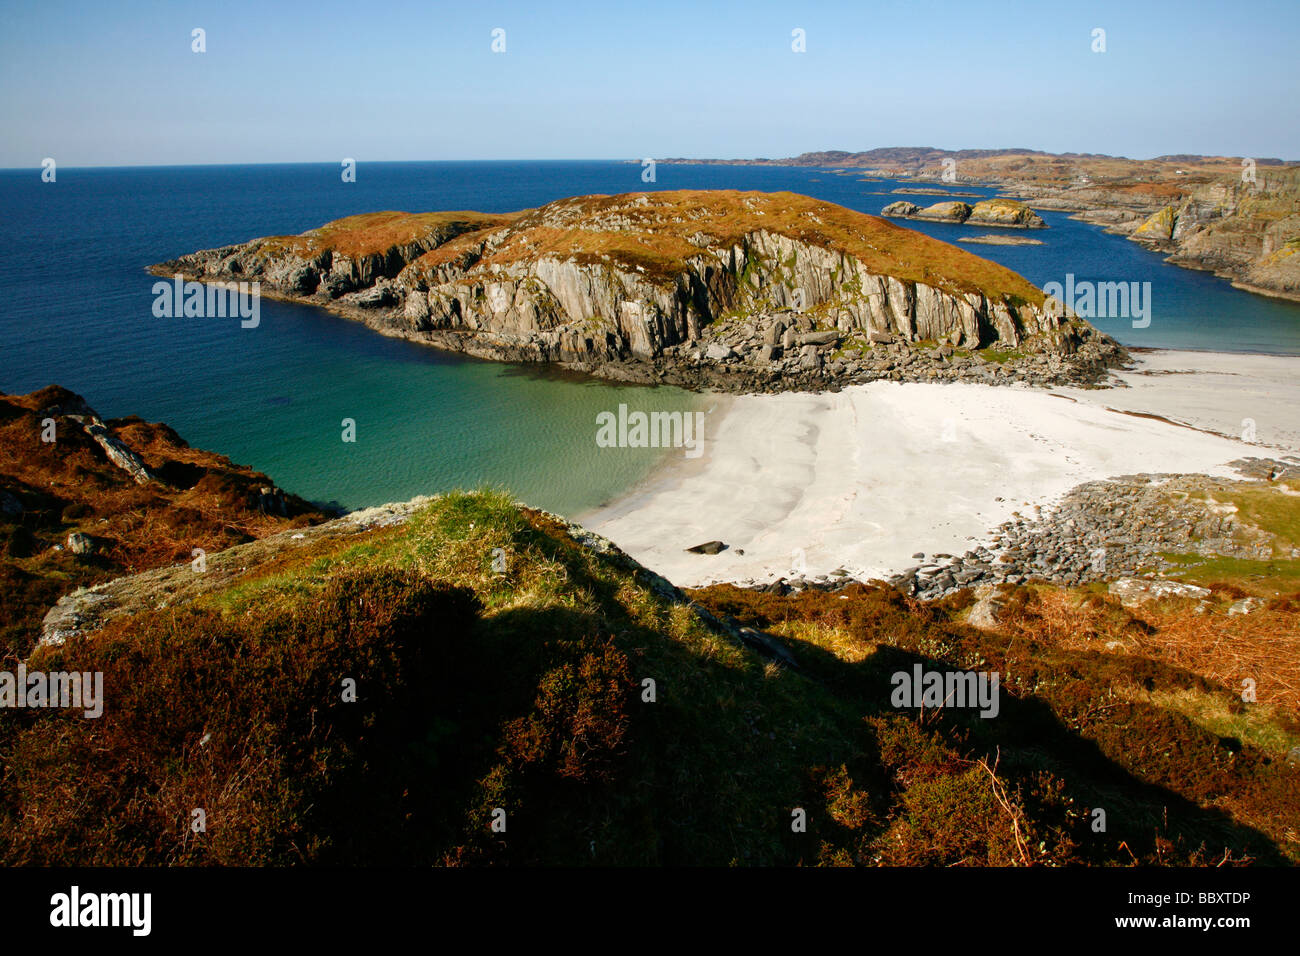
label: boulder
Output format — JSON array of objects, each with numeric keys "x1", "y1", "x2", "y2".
[
  {"x1": 966, "y1": 586, "x2": 1005, "y2": 630},
  {"x1": 881, "y1": 201, "x2": 920, "y2": 218},
  {"x1": 82, "y1": 422, "x2": 153, "y2": 485},
  {"x1": 1227, "y1": 596, "x2": 1264, "y2": 616},
  {"x1": 1108, "y1": 577, "x2": 1211, "y2": 608},
  {"x1": 685, "y1": 540, "x2": 728, "y2": 555},
  {"x1": 799, "y1": 330, "x2": 839, "y2": 346},
  {"x1": 67, "y1": 532, "x2": 96, "y2": 556}
]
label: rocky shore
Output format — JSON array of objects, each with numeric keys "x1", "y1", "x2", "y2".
[
  {"x1": 571, "y1": 310, "x2": 1125, "y2": 392},
  {"x1": 1000, "y1": 178, "x2": 1300, "y2": 302},
  {"x1": 697, "y1": 457, "x2": 1299, "y2": 603},
  {"x1": 887, "y1": 464, "x2": 1293, "y2": 601}
]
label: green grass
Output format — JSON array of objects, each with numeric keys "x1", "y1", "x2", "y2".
[
  {"x1": 1213, "y1": 486, "x2": 1300, "y2": 552},
  {"x1": 1137, "y1": 688, "x2": 1300, "y2": 758},
  {"x1": 1158, "y1": 552, "x2": 1300, "y2": 592}
]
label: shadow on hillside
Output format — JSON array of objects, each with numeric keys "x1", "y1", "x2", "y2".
[
  {"x1": 486, "y1": 528, "x2": 1297, "y2": 865},
  {"x1": 774, "y1": 629, "x2": 1294, "y2": 866}
]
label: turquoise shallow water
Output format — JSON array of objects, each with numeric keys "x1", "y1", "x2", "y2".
[
  {"x1": 1, "y1": 160, "x2": 1297, "y2": 514},
  {"x1": 158, "y1": 300, "x2": 710, "y2": 515}
]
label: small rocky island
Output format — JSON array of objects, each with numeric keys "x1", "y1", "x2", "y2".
[
  {"x1": 880, "y1": 197, "x2": 1048, "y2": 229},
  {"x1": 957, "y1": 234, "x2": 1045, "y2": 246},
  {"x1": 154, "y1": 190, "x2": 1124, "y2": 392}
]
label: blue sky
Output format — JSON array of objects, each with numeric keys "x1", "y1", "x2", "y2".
[{"x1": 1, "y1": 0, "x2": 1297, "y2": 167}]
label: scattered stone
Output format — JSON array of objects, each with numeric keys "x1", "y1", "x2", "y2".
[
  {"x1": 966, "y1": 585, "x2": 1006, "y2": 630},
  {"x1": 880, "y1": 471, "x2": 1287, "y2": 603},
  {"x1": 1228, "y1": 596, "x2": 1264, "y2": 616}
]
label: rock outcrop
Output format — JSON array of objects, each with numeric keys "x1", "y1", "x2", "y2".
[
  {"x1": 882, "y1": 198, "x2": 1047, "y2": 229},
  {"x1": 0, "y1": 385, "x2": 329, "y2": 659},
  {"x1": 993, "y1": 170, "x2": 1300, "y2": 302},
  {"x1": 889, "y1": 463, "x2": 1298, "y2": 601},
  {"x1": 39, "y1": 497, "x2": 431, "y2": 648},
  {"x1": 155, "y1": 190, "x2": 1123, "y2": 392},
  {"x1": 1127, "y1": 182, "x2": 1300, "y2": 298}
]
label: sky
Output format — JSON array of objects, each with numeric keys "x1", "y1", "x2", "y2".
[{"x1": 1, "y1": 0, "x2": 1297, "y2": 168}]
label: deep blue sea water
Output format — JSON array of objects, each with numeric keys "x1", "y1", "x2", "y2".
[{"x1": 2, "y1": 161, "x2": 1298, "y2": 512}]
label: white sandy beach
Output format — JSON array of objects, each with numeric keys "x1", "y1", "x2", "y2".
[{"x1": 579, "y1": 350, "x2": 1300, "y2": 589}]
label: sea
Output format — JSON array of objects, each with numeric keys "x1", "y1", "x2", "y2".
[{"x1": 2, "y1": 160, "x2": 1298, "y2": 514}]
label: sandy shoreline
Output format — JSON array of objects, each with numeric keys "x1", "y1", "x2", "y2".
[{"x1": 578, "y1": 349, "x2": 1300, "y2": 589}]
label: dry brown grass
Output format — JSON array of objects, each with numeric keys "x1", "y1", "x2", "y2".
[
  {"x1": 0, "y1": 386, "x2": 326, "y2": 656},
  {"x1": 1000, "y1": 587, "x2": 1300, "y2": 713},
  {"x1": 407, "y1": 190, "x2": 1048, "y2": 305},
  {"x1": 1128, "y1": 607, "x2": 1300, "y2": 712},
  {"x1": 260, "y1": 210, "x2": 522, "y2": 261}
]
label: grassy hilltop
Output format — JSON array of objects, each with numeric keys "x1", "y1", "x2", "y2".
[{"x1": 227, "y1": 191, "x2": 1047, "y2": 306}]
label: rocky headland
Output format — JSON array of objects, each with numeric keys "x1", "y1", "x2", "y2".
[
  {"x1": 153, "y1": 190, "x2": 1126, "y2": 392},
  {"x1": 0, "y1": 386, "x2": 327, "y2": 659}
]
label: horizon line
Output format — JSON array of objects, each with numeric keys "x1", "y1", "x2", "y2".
[{"x1": 4, "y1": 149, "x2": 1298, "y2": 173}]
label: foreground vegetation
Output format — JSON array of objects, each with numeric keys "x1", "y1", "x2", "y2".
[{"x1": 3, "y1": 488, "x2": 1296, "y2": 866}]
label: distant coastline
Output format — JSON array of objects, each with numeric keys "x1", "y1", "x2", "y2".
[{"x1": 661, "y1": 149, "x2": 1300, "y2": 304}]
